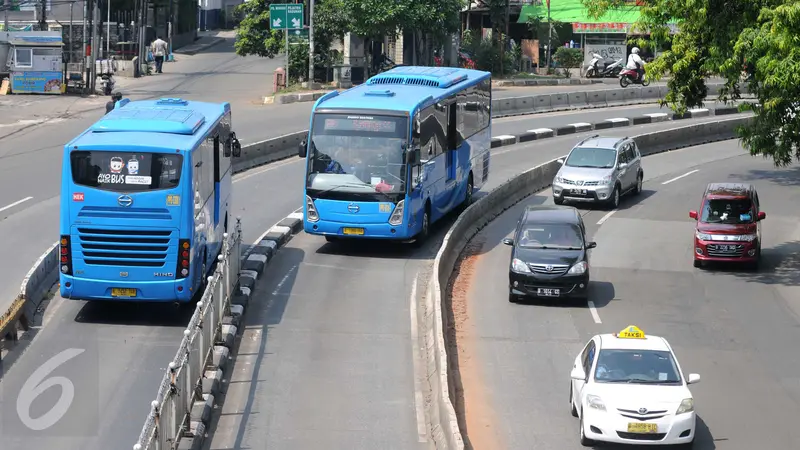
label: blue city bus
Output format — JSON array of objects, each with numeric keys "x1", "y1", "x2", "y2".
[
  {"x1": 297, "y1": 66, "x2": 492, "y2": 242},
  {"x1": 59, "y1": 97, "x2": 242, "y2": 303}
]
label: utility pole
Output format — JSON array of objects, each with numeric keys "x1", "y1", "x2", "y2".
[
  {"x1": 545, "y1": 0, "x2": 552, "y2": 72},
  {"x1": 83, "y1": 0, "x2": 89, "y2": 93},
  {"x1": 4, "y1": 0, "x2": 10, "y2": 32},
  {"x1": 106, "y1": 0, "x2": 111, "y2": 58},
  {"x1": 39, "y1": 0, "x2": 47, "y2": 30},
  {"x1": 307, "y1": 0, "x2": 314, "y2": 87},
  {"x1": 90, "y1": 0, "x2": 99, "y2": 93}
]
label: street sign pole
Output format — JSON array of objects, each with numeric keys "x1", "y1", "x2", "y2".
[
  {"x1": 308, "y1": 0, "x2": 314, "y2": 87},
  {"x1": 285, "y1": 30, "x2": 289, "y2": 88}
]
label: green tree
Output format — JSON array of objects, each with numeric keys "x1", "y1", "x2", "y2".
[
  {"x1": 553, "y1": 47, "x2": 582, "y2": 78},
  {"x1": 583, "y1": 0, "x2": 800, "y2": 166},
  {"x1": 233, "y1": 0, "x2": 284, "y2": 58}
]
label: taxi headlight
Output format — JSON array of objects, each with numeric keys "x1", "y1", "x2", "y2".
[
  {"x1": 676, "y1": 398, "x2": 694, "y2": 415},
  {"x1": 587, "y1": 394, "x2": 606, "y2": 411},
  {"x1": 695, "y1": 231, "x2": 713, "y2": 241},
  {"x1": 511, "y1": 258, "x2": 531, "y2": 273},
  {"x1": 567, "y1": 261, "x2": 587, "y2": 275}
]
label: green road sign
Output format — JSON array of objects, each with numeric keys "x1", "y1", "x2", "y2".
[{"x1": 269, "y1": 3, "x2": 304, "y2": 30}]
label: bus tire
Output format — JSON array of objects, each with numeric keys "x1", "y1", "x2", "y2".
[
  {"x1": 416, "y1": 204, "x2": 431, "y2": 244},
  {"x1": 224, "y1": 214, "x2": 229, "y2": 234},
  {"x1": 462, "y1": 173, "x2": 474, "y2": 209},
  {"x1": 199, "y1": 252, "x2": 208, "y2": 293}
]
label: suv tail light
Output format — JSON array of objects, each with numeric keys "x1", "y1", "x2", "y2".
[
  {"x1": 60, "y1": 235, "x2": 72, "y2": 275},
  {"x1": 176, "y1": 239, "x2": 190, "y2": 279}
]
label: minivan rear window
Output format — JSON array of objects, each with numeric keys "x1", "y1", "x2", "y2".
[
  {"x1": 70, "y1": 151, "x2": 183, "y2": 192},
  {"x1": 701, "y1": 198, "x2": 754, "y2": 224}
]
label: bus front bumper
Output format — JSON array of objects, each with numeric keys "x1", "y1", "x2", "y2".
[
  {"x1": 304, "y1": 220, "x2": 414, "y2": 240},
  {"x1": 60, "y1": 275, "x2": 196, "y2": 303}
]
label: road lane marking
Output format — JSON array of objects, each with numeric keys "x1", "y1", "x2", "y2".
[
  {"x1": 251, "y1": 207, "x2": 303, "y2": 245},
  {"x1": 596, "y1": 210, "x2": 617, "y2": 225},
  {"x1": 0, "y1": 196, "x2": 33, "y2": 213},
  {"x1": 661, "y1": 169, "x2": 699, "y2": 185},
  {"x1": 408, "y1": 272, "x2": 429, "y2": 443},
  {"x1": 271, "y1": 264, "x2": 297, "y2": 296},
  {"x1": 587, "y1": 301, "x2": 602, "y2": 324}
]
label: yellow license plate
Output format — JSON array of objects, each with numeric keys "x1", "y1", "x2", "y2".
[
  {"x1": 627, "y1": 422, "x2": 658, "y2": 433},
  {"x1": 111, "y1": 288, "x2": 137, "y2": 297},
  {"x1": 342, "y1": 227, "x2": 365, "y2": 235}
]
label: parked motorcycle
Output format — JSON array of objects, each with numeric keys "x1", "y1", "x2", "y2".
[
  {"x1": 585, "y1": 55, "x2": 624, "y2": 78},
  {"x1": 99, "y1": 73, "x2": 116, "y2": 95},
  {"x1": 619, "y1": 66, "x2": 650, "y2": 87}
]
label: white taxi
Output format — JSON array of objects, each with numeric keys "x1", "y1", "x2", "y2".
[{"x1": 569, "y1": 325, "x2": 700, "y2": 448}]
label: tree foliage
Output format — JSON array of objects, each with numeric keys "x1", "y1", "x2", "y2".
[
  {"x1": 554, "y1": 47, "x2": 583, "y2": 77},
  {"x1": 583, "y1": 0, "x2": 800, "y2": 166},
  {"x1": 233, "y1": 0, "x2": 284, "y2": 58}
]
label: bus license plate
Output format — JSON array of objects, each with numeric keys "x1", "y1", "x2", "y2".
[
  {"x1": 342, "y1": 227, "x2": 365, "y2": 236},
  {"x1": 111, "y1": 288, "x2": 137, "y2": 297},
  {"x1": 570, "y1": 189, "x2": 587, "y2": 195},
  {"x1": 627, "y1": 423, "x2": 658, "y2": 433},
  {"x1": 537, "y1": 288, "x2": 560, "y2": 297}
]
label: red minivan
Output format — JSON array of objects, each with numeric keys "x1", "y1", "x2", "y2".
[{"x1": 689, "y1": 183, "x2": 766, "y2": 269}]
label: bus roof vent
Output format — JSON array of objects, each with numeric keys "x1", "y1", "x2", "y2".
[
  {"x1": 156, "y1": 97, "x2": 190, "y2": 106},
  {"x1": 366, "y1": 66, "x2": 470, "y2": 89},
  {"x1": 364, "y1": 89, "x2": 396, "y2": 97},
  {"x1": 91, "y1": 107, "x2": 206, "y2": 135}
]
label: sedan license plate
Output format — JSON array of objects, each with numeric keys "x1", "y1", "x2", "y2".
[
  {"x1": 342, "y1": 227, "x2": 365, "y2": 236},
  {"x1": 627, "y1": 422, "x2": 658, "y2": 434},
  {"x1": 570, "y1": 188, "x2": 587, "y2": 196},
  {"x1": 536, "y1": 288, "x2": 560, "y2": 297},
  {"x1": 111, "y1": 288, "x2": 137, "y2": 297}
]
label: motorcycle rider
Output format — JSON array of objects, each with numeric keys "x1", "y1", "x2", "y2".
[{"x1": 626, "y1": 47, "x2": 645, "y2": 82}]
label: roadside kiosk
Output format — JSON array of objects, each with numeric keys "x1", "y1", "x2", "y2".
[{"x1": 4, "y1": 31, "x2": 64, "y2": 94}]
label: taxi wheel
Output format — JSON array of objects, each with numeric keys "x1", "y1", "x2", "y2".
[{"x1": 579, "y1": 411, "x2": 594, "y2": 446}]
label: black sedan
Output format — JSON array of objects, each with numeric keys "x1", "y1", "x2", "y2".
[{"x1": 502, "y1": 205, "x2": 596, "y2": 303}]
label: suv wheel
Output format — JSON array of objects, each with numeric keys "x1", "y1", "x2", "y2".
[
  {"x1": 609, "y1": 185, "x2": 620, "y2": 209},
  {"x1": 633, "y1": 173, "x2": 643, "y2": 195}
]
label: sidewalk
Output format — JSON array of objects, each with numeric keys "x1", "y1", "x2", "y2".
[{"x1": 173, "y1": 29, "x2": 235, "y2": 56}]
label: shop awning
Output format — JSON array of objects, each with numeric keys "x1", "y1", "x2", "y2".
[{"x1": 517, "y1": 0, "x2": 677, "y2": 33}]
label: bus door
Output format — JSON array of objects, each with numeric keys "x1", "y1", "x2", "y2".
[
  {"x1": 212, "y1": 132, "x2": 221, "y2": 228},
  {"x1": 446, "y1": 102, "x2": 458, "y2": 183}
]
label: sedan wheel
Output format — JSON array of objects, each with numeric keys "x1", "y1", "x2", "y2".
[{"x1": 579, "y1": 412, "x2": 594, "y2": 446}]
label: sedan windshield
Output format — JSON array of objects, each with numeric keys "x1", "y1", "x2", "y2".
[
  {"x1": 594, "y1": 349, "x2": 682, "y2": 384},
  {"x1": 701, "y1": 198, "x2": 754, "y2": 224},
  {"x1": 518, "y1": 223, "x2": 583, "y2": 249},
  {"x1": 565, "y1": 147, "x2": 617, "y2": 169}
]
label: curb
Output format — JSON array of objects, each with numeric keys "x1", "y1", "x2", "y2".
[
  {"x1": 489, "y1": 104, "x2": 743, "y2": 149},
  {"x1": 428, "y1": 115, "x2": 755, "y2": 449},
  {"x1": 494, "y1": 78, "x2": 605, "y2": 87},
  {"x1": 176, "y1": 211, "x2": 304, "y2": 449}
]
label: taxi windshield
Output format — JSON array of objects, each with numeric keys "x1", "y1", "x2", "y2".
[{"x1": 594, "y1": 349, "x2": 682, "y2": 384}]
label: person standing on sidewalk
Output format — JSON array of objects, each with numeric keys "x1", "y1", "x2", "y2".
[{"x1": 151, "y1": 36, "x2": 169, "y2": 74}]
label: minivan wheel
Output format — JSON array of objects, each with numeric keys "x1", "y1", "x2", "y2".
[
  {"x1": 609, "y1": 186, "x2": 620, "y2": 209},
  {"x1": 633, "y1": 173, "x2": 643, "y2": 195}
]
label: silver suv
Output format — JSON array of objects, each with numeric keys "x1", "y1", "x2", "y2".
[{"x1": 552, "y1": 135, "x2": 643, "y2": 209}]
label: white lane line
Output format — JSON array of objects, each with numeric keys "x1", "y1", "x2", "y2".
[
  {"x1": 587, "y1": 301, "x2": 602, "y2": 324},
  {"x1": 661, "y1": 169, "x2": 699, "y2": 185},
  {"x1": 271, "y1": 264, "x2": 297, "y2": 296},
  {"x1": 596, "y1": 210, "x2": 617, "y2": 225},
  {"x1": 0, "y1": 196, "x2": 33, "y2": 213},
  {"x1": 408, "y1": 273, "x2": 429, "y2": 443}
]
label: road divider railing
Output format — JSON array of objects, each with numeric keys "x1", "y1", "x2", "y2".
[
  {"x1": 422, "y1": 115, "x2": 754, "y2": 449},
  {"x1": 490, "y1": 103, "x2": 749, "y2": 149},
  {"x1": 133, "y1": 221, "x2": 244, "y2": 450}
]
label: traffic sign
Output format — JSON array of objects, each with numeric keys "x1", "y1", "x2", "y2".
[
  {"x1": 269, "y1": 3, "x2": 304, "y2": 30},
  {"x1": 288, "y1": 28, "x2": 309, "y2": 44}
]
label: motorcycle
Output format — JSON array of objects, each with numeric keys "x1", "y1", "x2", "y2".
[
  {"x1": 99, "y1": 73, "x2": 116, "y2": 95},
  {"x1": 585, "y1": 56, "x2": 624, "y2": 78},
  {"x1": 619, "y1": 66, "x2": 650, "y2": 88}
]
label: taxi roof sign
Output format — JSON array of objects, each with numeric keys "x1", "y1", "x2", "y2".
[{"x1": 616, "y1": 325, "x2": 646, "y2": 339}]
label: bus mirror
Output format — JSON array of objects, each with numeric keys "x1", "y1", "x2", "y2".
[
  {"x1": 298, "y1": 140, "x2": 308, "y2": 158},
  {"x1": 406, "y1": 147, "x2": 420, "y2": 165},
  {"x1": 231, "y1": 133, "x2": 242, "y2": 158}
]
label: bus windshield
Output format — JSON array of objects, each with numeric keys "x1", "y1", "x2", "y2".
[
  {"x1": 70, "y1": 151, "x2": 183, "y2": 192},
  {"x1": 306, "y1": 113, "x2": 408, "y2": 201}
]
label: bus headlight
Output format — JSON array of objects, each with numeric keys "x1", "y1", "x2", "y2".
[
  {"x1": 306, "y1": 196, "x2": 319, "y2": 222},
  {"x1": 388, "y1": 200, "x2": 405, "y2": 226}
]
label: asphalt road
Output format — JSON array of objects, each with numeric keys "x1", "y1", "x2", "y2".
[
  {"x1": 197, "y1": 116, "x2": 750, "y2": 450},
  {"x1": 453, "y1": 140, "x2": 800, "y2": 450}
]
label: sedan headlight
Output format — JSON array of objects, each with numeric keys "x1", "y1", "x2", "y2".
[
  {"x1": 587, "y1": 394, "x2": 606, "y2": 411},
  {"x1": 695, "y1": 231, "x2": 713, "y2": 241},
  {"x1": 511, "y1": 258, "x2": 531, "y2": 273},
  {"x1": 676, "y1": 398, "x2": 694, "y2": 415},
  {"x1": 567, "y1": 261, "x2": 587, "y2": 275}
]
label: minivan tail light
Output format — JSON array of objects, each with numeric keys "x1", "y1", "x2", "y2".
[
  {"x1": 60, "y1": 235, "x2": 72, "y2": 275},
  {"x1": 176, "y1": 239, "x2": 190, "y2": 279},
  {"x1": 388, "y1": 200, "x2": 405, "y2": 226}
]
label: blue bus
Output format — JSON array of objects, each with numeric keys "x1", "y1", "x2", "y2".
[
  {"x1": 297, "y1": 66, "x2": 492, "y2": 242},
  {"x1": 59, "y1": 97, "x2": 242, "y2": 303}
]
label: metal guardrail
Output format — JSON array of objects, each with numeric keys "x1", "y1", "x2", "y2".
[{"x1": 132, "y1": 219, "x2": 243, "y2": 450}]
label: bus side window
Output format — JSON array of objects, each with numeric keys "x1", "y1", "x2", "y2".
[
  {"x1": 447, "y1": 102, "x2": 458, "y2": 150},
  {"x1": 433, "y1": 102, "x2": 447, "y2": 157}
]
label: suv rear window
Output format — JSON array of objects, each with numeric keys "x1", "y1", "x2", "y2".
[
  {"x1": 701, "y1": 198, "x2": 754, "y2": 224},
  {"x1": 70, "y1": 151, "x2": 183, "y2": 192}
]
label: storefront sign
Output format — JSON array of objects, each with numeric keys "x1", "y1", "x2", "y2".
[
  {"x1": 572, "y1": 22, "x2": 680, "y2": 34},
  {"x1": 11, "y1": 71, "x2": 63, "y2": 94}
]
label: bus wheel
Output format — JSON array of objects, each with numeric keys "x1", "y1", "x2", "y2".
[
  {"x1": 463, "y1": 174, "x2": 474, "y2": 208},
  {"x1": 200, "y1": 253, "x2": 208, "y2": 293},
  {"x1": 417, "y1": 208, "x2": 430, "y2": 243}
]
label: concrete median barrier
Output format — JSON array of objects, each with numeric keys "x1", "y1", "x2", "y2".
[{"x1": 423, "y1": 115, "x2": 754, "y2": 449}]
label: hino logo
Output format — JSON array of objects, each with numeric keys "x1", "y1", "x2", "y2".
[
  {"x1": 118, "y1": 195, "x2": 133, "y2": 207},
  {"x1": 347, "y1": 203, "x2": 360, "y2": 213},
  {"x1": 119, "y1": 272, "x2": 129, "y2": 277},
  {"x1": 154, "y1": 272, "x2": 174, "y2": 277}
]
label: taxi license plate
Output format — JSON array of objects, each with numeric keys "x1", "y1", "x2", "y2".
[
  {"x1": 111, "y1": 288, "x2": 137, "y2": 297},
  {"x1": 627, "y1": 423, "x2": 658, "y2": 433},
  {"x1": 570, "y1": 189, "x2": 587, "y2": 195},
  {"x1": 537, "y1": 288, "x2": 560, "y2": 297},
  {"x1": 342, "y1": 227, "x2": 365, "y2": 236}
]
